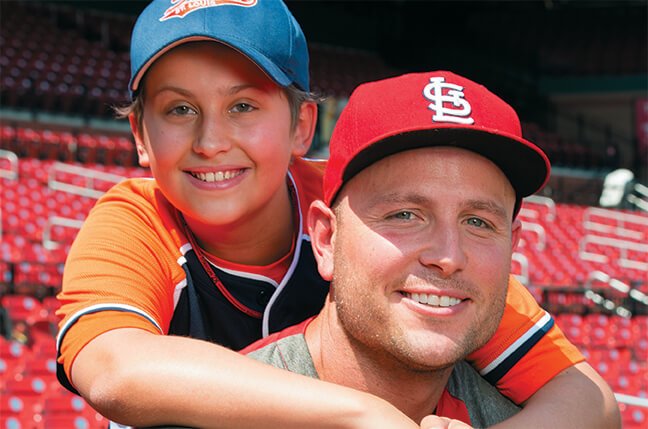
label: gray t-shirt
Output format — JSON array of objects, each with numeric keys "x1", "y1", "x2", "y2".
[{"x1": 247, "y1": 332, "x2": 521, "y2": 428}]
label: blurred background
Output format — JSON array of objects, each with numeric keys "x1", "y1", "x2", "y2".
[{"x1": 0, "y1": 1, "x2": 647, "y2": 428}]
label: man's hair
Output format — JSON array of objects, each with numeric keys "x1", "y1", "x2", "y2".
[{"x1": 114, "y1": 84, "x2": 319, "y2": 136}]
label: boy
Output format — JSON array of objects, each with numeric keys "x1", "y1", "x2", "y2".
[{"x1": 56, "y1": 1, "x2": 620, "y2": 428}]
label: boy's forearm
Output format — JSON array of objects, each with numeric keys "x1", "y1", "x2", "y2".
[
  {"x1": 489, "y1": 362, "x2": 621, "y2": 429},
  {"x1": 71, "y1": 328, "x2": 419, "y2": 429}
]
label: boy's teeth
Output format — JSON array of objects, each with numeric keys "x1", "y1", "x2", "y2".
[
  {"x1": 193, "y1": 170, "x2": 241, "y2": 182},
  {"x1": 409, "y1": 293, "x2": 461, "y2": 307}
]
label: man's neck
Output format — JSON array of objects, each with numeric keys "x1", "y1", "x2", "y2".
[{"x1": 305, "y1": 308, "x2": 454, "y2": 424}]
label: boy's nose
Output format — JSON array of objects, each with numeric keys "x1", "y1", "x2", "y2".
[{"x1": 193, "y1": 118, "x2": 233, "y2": 156}]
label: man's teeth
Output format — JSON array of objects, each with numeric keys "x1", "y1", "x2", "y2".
[
  {"x1": 192, "y1": 170, "x2": 242, "y2": 182},
  {"x1": 408, "y1": 293, "x2": 461, "y2": 307}
]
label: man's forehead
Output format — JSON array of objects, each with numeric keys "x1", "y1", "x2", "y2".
[
  {"x1": 352, "y1": 146, "x2": 510, "y2": 184},
  {"x1": 338, "y1": 146, "x2": 516, "y2": 214}
]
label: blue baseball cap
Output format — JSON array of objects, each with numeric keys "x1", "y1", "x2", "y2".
[{"x1": 129, "y1": 0, "x2": 310, "y2": 98}]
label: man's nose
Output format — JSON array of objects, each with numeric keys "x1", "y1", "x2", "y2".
[{"x1": 418, "y1": 223, "x2": 468, "y2": 277}]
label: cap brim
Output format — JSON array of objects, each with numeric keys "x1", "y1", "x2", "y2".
[
  {"x1": 130, "y1": 36, "x2": 294, "y2": 94},
  {"x1": 344, "y1": 127, "x2": 550, "y2": 200}
]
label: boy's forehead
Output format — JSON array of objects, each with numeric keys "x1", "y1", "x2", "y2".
[{"x1": 141, "y1": 41, "x2": 280, "y2": 92}]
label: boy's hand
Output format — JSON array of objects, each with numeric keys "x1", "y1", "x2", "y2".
[{"x1": 420, "y1": 415, "x2": 474, "y2": 429}]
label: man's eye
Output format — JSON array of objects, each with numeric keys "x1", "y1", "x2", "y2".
[
  {"x1": 391, "y1": 211, "x2": 415, "y2": 220},
  {"x1": 169, "y1": 105, "x2": 196, "y2": 116},
  {"x1": 230, "y1": 103, "x2": 255, "y2": 113},
  {"x1": 466, "y1": 217, "x2": 489, "y2": 228}
]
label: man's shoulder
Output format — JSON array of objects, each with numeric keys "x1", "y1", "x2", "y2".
[
  {"x1": 447, "y1": 361, "x2": 521, "y2": 427},
  {"x1": 244, "y1": 320, "x2": 318, "y2": 379}
]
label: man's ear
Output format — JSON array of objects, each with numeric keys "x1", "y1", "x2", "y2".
[
  {"x1": 511, "y1": 217, "x2": 522, "y2": 253},
  {"x1": 308, "y1": 199, "x2": 336, "y2": 281},
  {"x1": 129, "y1": 113, "x2": 150, "y2": 168},
  {"x1": 291, "y1": 102, "x2": 318, "y2": 158}
]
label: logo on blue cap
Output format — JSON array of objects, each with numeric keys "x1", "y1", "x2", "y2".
[
  {"x1": 129, "y1": 0, "x2": 310, "y2": 96},
  {"x1": 160, "y1": 0, "x2": 257, "y2": 21}
]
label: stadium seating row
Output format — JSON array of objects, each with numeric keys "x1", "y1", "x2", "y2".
[{"x1": 2, "y1": 155, "x2": 646, "y2": 294}]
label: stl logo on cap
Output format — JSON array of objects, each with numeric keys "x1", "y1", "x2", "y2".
[
  {"x1": 423, "y1": 77, "x2": 475, "y2": 125},
  {"x1": 160, "y1": 0, "x2": 257, "y2": 21}
]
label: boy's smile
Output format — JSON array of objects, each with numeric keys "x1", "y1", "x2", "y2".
[{"x1": 131, "y1": 41, "x2": 312, "y2": 263}]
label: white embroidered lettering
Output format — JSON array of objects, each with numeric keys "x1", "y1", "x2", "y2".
[{"x1": 423, "y1": 77, "x2": 475, "y2": 125}]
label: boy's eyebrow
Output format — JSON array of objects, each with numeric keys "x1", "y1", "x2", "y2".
[
  {"x1": 150, "y1": 85, "x2": 194, "y2": 98},
  {"x1": 228, "y1": 84, "x2": 260, "y2": 95},
  {"x1": 150, "y1": 83, "x2": 262, "y2": 98}
]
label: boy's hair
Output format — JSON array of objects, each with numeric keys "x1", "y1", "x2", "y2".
[{"x1": 114, "y1": 83, "x2": 319, "y2": 136}]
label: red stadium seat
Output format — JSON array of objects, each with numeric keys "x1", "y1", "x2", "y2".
[
  {"x1": 42, "y1": 415, "x2": 92, "y2": 429},
  {"x1": 621, "y1": 404, "x2": 648, "y2": 429},
  {"x1": 42, "y1": 395, "x2": 90, "y2": 416},
  {"x1": 0, "y1": 338, "x2": 29, "y2": 361},
  {"x1": 3, "y1": 376, "x2": 49, "y2": 396}
]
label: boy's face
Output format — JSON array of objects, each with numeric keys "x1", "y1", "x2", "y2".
[{"x1": 132, "y1": 42, "x2": 312, "y2": 229}]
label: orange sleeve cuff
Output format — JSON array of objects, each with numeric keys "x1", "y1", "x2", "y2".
[
  {"x1": 467, "y1": 277, "x2": 585, "y2": 404},
  {"x1": 58, "y1": 310, "x2": 162, "y2": 390},
  {"x1": 494, "y1": 323, "x2": 585, "y2": 404}
]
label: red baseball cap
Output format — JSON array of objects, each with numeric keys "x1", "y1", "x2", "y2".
[{"x1": 323, "y1": 71, "x2": 551, "y2": 215}]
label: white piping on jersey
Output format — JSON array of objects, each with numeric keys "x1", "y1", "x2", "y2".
[
  {"x1": 179, "y1": 243, "x2": 192, "y2": 256},
  {"x1": 56, "y1": 303, "x2": 163, "y2": 350},
  {"x1": 171, "y1": 249, "x2": 191, "y2": 309},
  {"x1": 479, "y1": 310, "x2": 552, "y2": 376},
  {"x1": 262, "y1": 170, "x2": 304, "y2": 338},
  {"x1": 173, "y1": 278, "x2": 187, "y2": 308},
  {"x1": 302, "y1": 157, "x2": 327, "y2": 163},
  {"x1": 206, "y1": 263, "x2": 280, "y2": 288},
  {"x1": 168, "y1": 170, "x2": 308, "y2": 337}
]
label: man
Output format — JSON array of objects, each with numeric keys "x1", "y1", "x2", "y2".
[{"x1": 243, "y1": 71, "x2": 617, "y2": 427}]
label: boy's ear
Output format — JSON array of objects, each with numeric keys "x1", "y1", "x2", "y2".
[
  {"x1": 129, "y1": 113, "x2": 150, "y2": 168},
  {"x1": 291, "y1": 102, "x2": 318, "y2": 157},
  {"x1": 308, "y1": 199, "x2": 336, "y2": 281}
]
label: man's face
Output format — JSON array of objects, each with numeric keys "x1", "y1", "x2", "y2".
[{"x1": 328, "y1": 146, "x2": 520, "y2": 371}]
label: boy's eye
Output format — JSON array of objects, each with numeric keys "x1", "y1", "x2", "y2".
[
  {"x1": 169, "y1": 105, "x2": 197, "y2": 116},
  {"x1": 230, "y1": 103, "x2": 256, "y2": 113}
]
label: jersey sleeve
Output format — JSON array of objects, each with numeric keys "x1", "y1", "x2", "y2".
[
  {"x1": 466, "y1": 276, "x2": 585, "y2": 404},
  {"x1": 55, "y1": 179, "x2": 185, "y2": 393}
]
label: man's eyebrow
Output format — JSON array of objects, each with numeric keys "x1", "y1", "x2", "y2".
[
  {"x1": 365, "y1": 192, "x2": 430, "y2": 207},
  {"x1": 464, "y1": 199, "x2": 509, "y2": 220}
]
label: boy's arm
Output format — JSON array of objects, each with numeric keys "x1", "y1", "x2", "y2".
[
  {"x1": 466, "y1": 276, "x2": 620, "y2": 429},
  {"x1": 489, "y1": 362, "x2": 621, "y2": 429},
  {"x1": 71, "y1": 327, "x2": 421, "y2": 429}
]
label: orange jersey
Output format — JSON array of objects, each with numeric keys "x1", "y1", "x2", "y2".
[
  {"x1": 468, "y1": 278, "x2": 583, "y2": 403},
  {"x1": 57, "y1": 157, "x2": 583, "y2": 402},
  {"x1": 56, "y1": 158, "x2": 328, "y2": 392}
]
